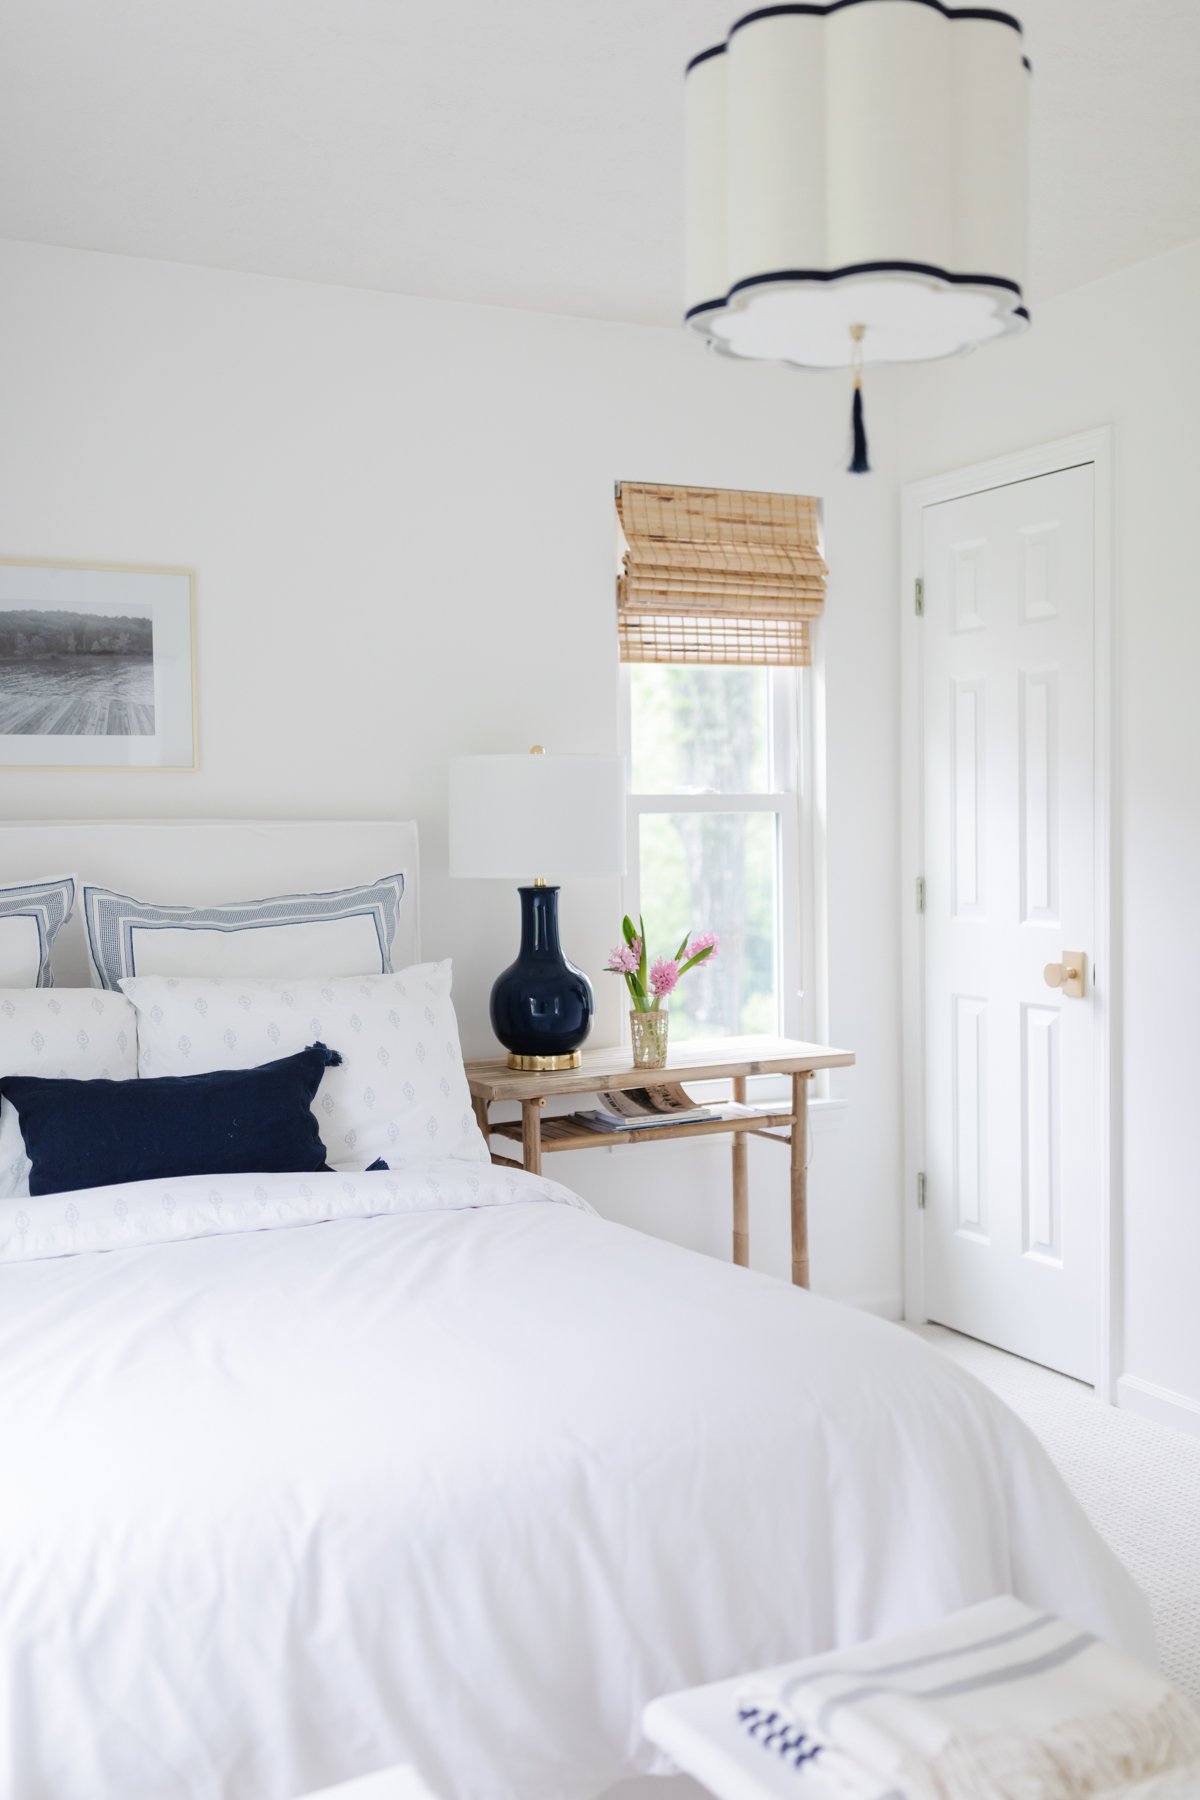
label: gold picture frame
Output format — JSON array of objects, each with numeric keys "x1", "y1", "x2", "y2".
[{"x1": 0, "y1": 557, "x2": 198, "y2": 772}]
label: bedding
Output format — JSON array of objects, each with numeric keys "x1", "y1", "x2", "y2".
[
  {"x1": 122, "y1": 962, "x2": 488, "y2": 1169},
  {"x1": 0, "y1": 875, "x2": 75, "y2": 986},
  {"x1": 0, "y1": 1042, "x2": 341, "y2": 1196},
  {"x1": 0, "y1": 1163, "x2": 1153, "y2": 1800},
  {"x1": 0, "y1": 987, "x2": 138, "y2": 1199},
  {"x1": 83, "y1": 872, "x2": 406, "y2": 987}
]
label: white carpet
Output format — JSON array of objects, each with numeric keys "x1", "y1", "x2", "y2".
[{"x1": 911, "y1": 1324, "x2": 1200, "y2": 1709}]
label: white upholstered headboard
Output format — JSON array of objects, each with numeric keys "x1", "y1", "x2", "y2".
[{"x1": 0, "y1": 819, "x2": 420, "y2": 987}]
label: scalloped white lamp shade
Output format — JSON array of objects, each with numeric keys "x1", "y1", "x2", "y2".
[{"x1": 685, "y1": 0, "x2": 1030, "y2": 369}]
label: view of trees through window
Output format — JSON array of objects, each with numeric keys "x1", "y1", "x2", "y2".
[{"x1": 630, "y1": 665, "x2": 781, "y2": 1039}]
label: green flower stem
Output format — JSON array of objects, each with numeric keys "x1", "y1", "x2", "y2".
[{"x1": 610, "y1": 923, "x2": 714, "y2": 1010}]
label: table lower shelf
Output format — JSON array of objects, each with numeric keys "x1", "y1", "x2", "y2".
[
  {"x1": 476, "y1": 1072, "x2": 814, "y2": 1286},
  {"x1": 488, "y1": 1110, "x2": 796, "y2": 1156}
]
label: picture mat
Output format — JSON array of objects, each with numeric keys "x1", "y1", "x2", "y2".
[{"x1": 0, "y1": 562, "x2": 195, "y2": 768}]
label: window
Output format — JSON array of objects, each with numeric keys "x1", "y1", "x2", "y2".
[
  {"x1": 623, "y1": 663, "x2": 804, "y2": 1040},
  {"x1": 615, "y1": 482, "x2": 827, "y2": 1044}
]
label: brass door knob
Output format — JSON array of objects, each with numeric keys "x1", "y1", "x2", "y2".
[{"x1": 1043, "y1": 953, "x2": 1086, "y2": 998}]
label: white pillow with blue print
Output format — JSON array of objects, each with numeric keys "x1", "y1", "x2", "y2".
[
  {"x1": 0, "y1": 876, "x2": 76, "y2": 987},
  {"x1": 84, "y1": 873, "x2": 406, "y2": 990},
  {"x1": 0, "y1": 987, "x2": 139, "y2": 1199},
  {"x1": 122, "y1": 962, "x2": 489, "y2": 1172}
]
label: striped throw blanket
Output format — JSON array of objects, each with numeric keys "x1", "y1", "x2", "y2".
[{"x1": 738, "y1": 1597, "x2": 1200, "y2": 1798}]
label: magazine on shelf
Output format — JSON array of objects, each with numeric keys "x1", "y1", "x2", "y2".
[{"x1": 577, "y1": 1083, "x2": 782, "y2": 1134}]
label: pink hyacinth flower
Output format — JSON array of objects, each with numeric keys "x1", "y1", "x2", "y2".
[
  {"x1": 606, "y1": 941, "x2": 640, "y2": 975},
  {"x1": 686, "y1": 933, "x2": 718, "y2": 961},
  {"x1": 650, "y1": 957, "x2": 679, "y2": 998}
]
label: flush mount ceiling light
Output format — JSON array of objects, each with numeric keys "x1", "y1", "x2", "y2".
[{"x1": 684, "y1": 0, "x2": 1030, "y2": 470}]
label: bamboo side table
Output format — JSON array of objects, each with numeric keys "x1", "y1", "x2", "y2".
[{"x1": 464, "y1": 1035, "x2": 854, "y2": 1288}]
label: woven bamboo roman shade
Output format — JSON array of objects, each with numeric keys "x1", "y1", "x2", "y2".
[{"x1": 615, "y1": 482, "x2": 826, "y2": 666}]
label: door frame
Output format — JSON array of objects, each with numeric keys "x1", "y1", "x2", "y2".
[{"x1": 899, "y1": 428, "x2": 1116, "y2": 1396}]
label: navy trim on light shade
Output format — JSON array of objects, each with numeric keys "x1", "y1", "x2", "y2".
[
  {"x1": 727, "y1": 260, "x2": 1024, "y2": 301},
  {"x1": 728, "y1": 1, "x2": 1024, "y2": 39},
  {"x1": 685, "y1": 260, "x2": 1025, "y2": 326},
  {"x1": 686, "y1": 0, "x2": 1027, "y2": 77},
  {"x1": 684, "y1": 296, "x2": 727, "y2": 321},
  {"x1": 685, "y1": 42, "x2": 726, "y2": 74}
]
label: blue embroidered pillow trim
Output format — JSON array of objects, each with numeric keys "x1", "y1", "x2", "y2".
[
  {"x1": 82, "y1": 873, "x2": 405, "y2": 990},
  {"x1": 0, "y1": 876, "x2": 76, "y2": 988}
]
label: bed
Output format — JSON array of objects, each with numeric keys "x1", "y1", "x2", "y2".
[{"x1": 0, "y1": 823, "x2": 1154, "y2": 1800}]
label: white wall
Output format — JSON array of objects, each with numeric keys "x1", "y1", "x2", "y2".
[
  {"x1": 0, "y1": 239, "x2": 905, "y2": 1310},
  {"x1": 893, "y1": 238, "x2": 1200, "y2": 1424}
]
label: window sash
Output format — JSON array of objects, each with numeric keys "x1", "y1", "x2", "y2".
[
  {"x1": 621, "y1": 666, "x2": 812, "y2": 1045},
  {"x1": 631, "y1": 793, "x2": 786, "y2": 814}
]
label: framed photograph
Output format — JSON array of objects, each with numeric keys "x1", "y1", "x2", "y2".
[{"x1": 0, "y1": 558, "x2": 196, "y2": 770}]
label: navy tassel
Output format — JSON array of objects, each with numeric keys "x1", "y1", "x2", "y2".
[
  {"x1": 847, "y1": 322, "x2": 870, "y2": 473},
  {"x1": 849, "y1": 383, "x2": 870, "y2": 473}
]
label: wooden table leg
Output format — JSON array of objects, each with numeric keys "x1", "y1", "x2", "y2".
[
  {"x1": 521, "y1": 1098, "x2": 544, "y2": 1175},
  {"x1": 791, "y1": 1071, "x2": 810, "y2": 1289},
  {"x1": 472, "y1": 1096, "x2": 493, "y2": 1162},
  {"x1": 731, "y1": 1074, "x2": 749, "y2": 1267}
]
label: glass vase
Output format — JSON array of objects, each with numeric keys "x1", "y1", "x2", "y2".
[{"x1": 630, "y1": 1008, "x2": 669, "y2": 1070}]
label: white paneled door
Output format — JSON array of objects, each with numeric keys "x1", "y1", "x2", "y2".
[{"x1": 921, "y1": 464, "x2": 1097, "y2": 1380}]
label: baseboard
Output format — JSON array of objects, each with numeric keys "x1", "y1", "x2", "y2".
[{"x1": 1116, "y1": 1373, "x2": 1200, "y2": 1440}]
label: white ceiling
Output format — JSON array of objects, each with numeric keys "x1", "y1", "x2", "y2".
[{"x1": 1, "y1": 0, "x2": 1197, "y2": 326}]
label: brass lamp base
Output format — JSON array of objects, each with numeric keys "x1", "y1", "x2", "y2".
[{"x1": 506, "y1": 1050, "x2": 582, "y2": 1072}]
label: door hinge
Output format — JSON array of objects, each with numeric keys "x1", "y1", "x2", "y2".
[
  {"x1": 914, "y1": 576, "x2": 925, "y2": 617},
  {"x1": 916, "y1": 875, "x2": 926, "y2": 914},
  {"x1": 917, "y1": 1172, "x2": 927, "y2": 1210}
]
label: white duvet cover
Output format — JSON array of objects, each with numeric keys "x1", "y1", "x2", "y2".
[{"x1": 0, "y1": 1165, "x2": 1153, "y2": 1800}]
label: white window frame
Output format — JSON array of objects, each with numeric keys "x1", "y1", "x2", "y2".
[{"x1": 619, "y1": 662, "x2": 829, "y2": 1092}]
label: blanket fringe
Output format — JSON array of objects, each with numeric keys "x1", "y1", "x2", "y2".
[{"x1": 899, "y1": 1691, "x2": 1200, "y2": 1800}]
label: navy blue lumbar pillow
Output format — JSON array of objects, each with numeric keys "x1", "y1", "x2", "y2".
[{"x1": 0, "y1": 1043, "x2": 342, "y2": 1197}]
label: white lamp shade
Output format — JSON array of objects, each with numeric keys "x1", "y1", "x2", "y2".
[
  {"x1": 449, "y1": 754, "x2": 627, "y2": 880},
  {"x1": 685, "y1": 1, "x2": 1030, "y2": 367}
]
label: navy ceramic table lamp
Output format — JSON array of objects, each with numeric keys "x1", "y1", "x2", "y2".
[{"x1": 449, "y1": 748, "x2": 627, "y2": 1070}]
